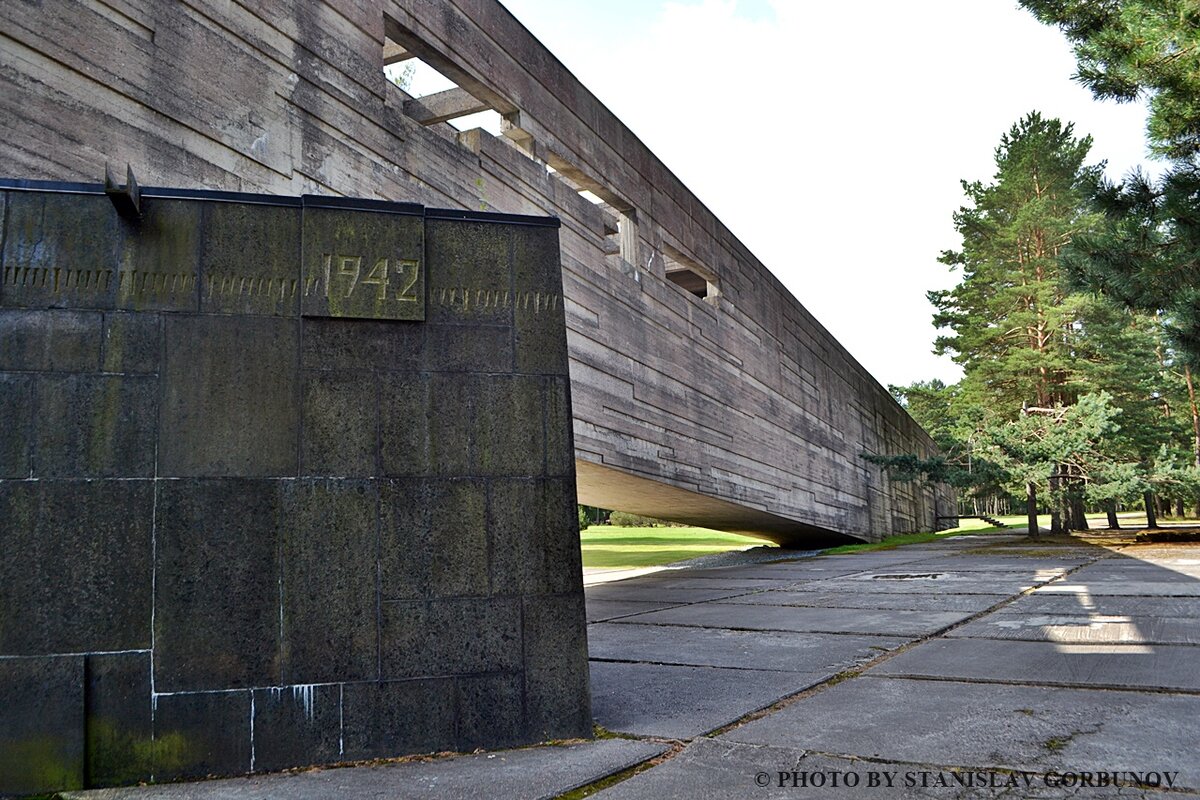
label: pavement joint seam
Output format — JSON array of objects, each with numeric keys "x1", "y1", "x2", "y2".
[
  {"x1": 576, "y1": 538, "x2": 1144, "y2": 797},
  {"x1": 695, "y1": 543, "x2": 1115, "y2": 740},
  {"x1": 866, "y1": 672, "x2": 1200, "y2": 696}
]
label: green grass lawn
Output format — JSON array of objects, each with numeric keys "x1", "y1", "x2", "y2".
[
  {"x1": 579, "y1": 510, "x2": 1191, "y2": 570},
  {"x1": 579, "y1": 526, "x2": 768, "y2": 569}
]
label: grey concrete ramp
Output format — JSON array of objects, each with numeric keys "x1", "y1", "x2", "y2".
[
  {"x1": 871, "y1": 637, "x2": 1200, "y2": 691},
  {"x1": 60, "y1": 739, "x2": 668, "y2": 800},
  {"x1": 589, "y1": 662, "x2": 820, "y2": 739},
  {"x1": 722, "y1": 677, "x2": 1200, "y2": 792},
  {"x1": 718, "y1": 590, "x2": 1009, "y2": 613},
  {"x1": 594, "y1": 738, "x2": 1193, "y2": 799},
  {"x1": 607, "y1": 603, "x2": 973, "y2": 637},
  {"x1": 588, "y1": 623, "x2": 901, "y2": 672},
  {"x1": 947, "y1": 610, "x2": 1200, "y2": 644}
]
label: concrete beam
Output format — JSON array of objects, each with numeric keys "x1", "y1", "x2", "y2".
[
  {"x1": 383, "y1": 41, "x2": 415, "y2": 65},
  {"x1": 403, "y1": 88, "x2": 489, "y2": 126}
]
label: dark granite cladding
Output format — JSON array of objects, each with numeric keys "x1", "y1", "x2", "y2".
[
  {"x1": 0, "y1": 184, "x2": 588, "y2": 795},
  {"x1": 0, "y1": 656, "x2": 85, "y2": 794},
  {"x1": 85, "y1": 653, "x2": 153, "y2": 787}
]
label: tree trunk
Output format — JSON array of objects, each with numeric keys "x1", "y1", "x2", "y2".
[
  {"x1": 1070, "y1": 494, "x2": 1089, "y2": 531},
  {"x1": 1106, "y1": 502, "x2": 1120, "y2": 530},
  {"x1": 1144, "y1": 491, "x2": 1159, "y2": 529},
  {"x1": 1027, "y1": 482, "x2": 1039, "y2": 537},
  {"x1": 1176, "y1": 498, "x2": 1185, "y2": 518}
]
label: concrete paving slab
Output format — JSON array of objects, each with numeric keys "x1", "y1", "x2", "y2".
[
  {"x1": 587, "y1": 599, "x2": 682, "y2": 623},
  {"x1": 609, "y1": 602, "x2": 972, "y2": 637},
  {"x1": 589, "y1": 661, "x2": 819, "y2": 739},
  {"x1": 723, "y1": 677, "x2": 1200, "y2": 791},
  {"x1": 583, "y1": 585, "x2": 754, "y2": 603},
  {"x1": 841, "y1": 570, "x2": 1051, "y2": 594},
  {"x1": 870, "y1": 637, "x2": 1200, "y2": 690},
  {"x1": 1006, "y1": 592, "x2": 1200, "y2": 617},
  {"x1": 594, "y1": 738, "x2": 1190, "y2": 799},
  {"x1": 1066, "y1": 564, "x2": 1200, "y2": 582},
  {"x1": 1034, "y1": 580, "x2": 1200, "y2": 596},
  {"x1": 947, "y1": 610, "x2": 1200, "y2": 644},
  {"x1": 61, "y1": 739, "x2": 669, "y2": 800},
  {"x1": 884, "y1": 557, "x2": 1080, "y2": 574},
  {"x1": 587, "y1": 622, "x2": 900, "y2": 672},
  {"x1": 607, "y1": 576, "x2": 805, "y2": 591},
  {"x1": 719, "y1": 590, "x2": 1008, "y2": 613}
]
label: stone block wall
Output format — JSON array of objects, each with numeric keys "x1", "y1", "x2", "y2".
[{"x1": 0, "y1": 181, "x2": 589, "y2": 795}]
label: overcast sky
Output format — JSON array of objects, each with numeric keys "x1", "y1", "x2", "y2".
[{"x1": 481, "y1": 0, "x2": 1157, "y2": 389}]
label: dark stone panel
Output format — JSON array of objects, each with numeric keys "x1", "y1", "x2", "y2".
[
  {"x1": 429, "y1": 479, "x2": 488, "y2": 597},
  {"x1": 380, "y1": 479, "x2": 487, "y2": 600},
  {"x1": 545, "y1": 377, "x2": 574, "y2": 478},
  {"x1": 101, "y1": 311, "x2": 160, "y2": 374},
  {"x1": 1, "y1": 191, "x2": 123, "y2": 310},
  {"x1": 158, "y1": 315, "x2": 299, "y2": 477},
  {"x1": 523, "y1": 594, "x2": 592, "y2": 740},
  {"x1": 340, "y1": 678, "x2": 456, "y2": 760},
  {"x1": 512, "y1": 225, "x2": 568, "y2": 375},
  {"x1": 0, "y1": 308, "x2": 102, "y2": 372},
  {"x1": 34, "y1": 374, "x2": 158, "y2": 478},
  {"x1": 378, "y1": 373, "x2": 429, "y2": 477},
  {"x1": 475, "y1": 374, "x2": 545, "y2": 476},
  {"x1": 300, "y1": 207, "x2": 424, "y2": 321},
  {"x1": 424, "y1": 323, "x2": 512, "y2": 372},
  {"x1": 300, "y1": 370, "x2": 378, "y2": 476},
  {"x1": 426, "y1": 373, "x2": 473, "y2": 475},
  {"x1": 379, "y1": 478, "x2": 432, "y2": 601},
  {"x1": 0, "y1": 655, "x2": 85, "y2": 795},
  {"x1": 152, "y1": 690, "x2": 251, "y2": 782},
  {"x1": 115, "y1": 199, "x2": 203, "y2": 312},
  {"x1": 424, "y1": 219, "x2": 513, "y2": 326},
  {"x1": 299, "y1": 317, "x2": 424, "y2": 372},
  {"x1": 251, "y1": 684, "x2": 341, "y2": 773},
  {"x1": 514, "y1": 295, "x2": 569, "y2": 376},
  {"x1": 380, "y1": 598, "x2": 521, "y2": 679},
  {"x1": 0, "y1": 373, "x2": 33, "y2": 477},
  {"x1": 85, "y1": 652, "x2": 153, "y2": 787},
  {"x1": 0, "y1": 480, "x2": 152, "y2": 655},
  {"x1": 489, "y1": 479, "x2": 582, "y2": 596},
  {"x1": 280, "y1": 480, "x2": 379, "y2": 685},
  {"x1": 3, "y1": 195, "x2": 203, "y2": 313},
  {"x1": 455, "y1": 673, "x2": 525, "y2": 750},
  {"x1": 154, "y1": 479, "x2": 281, "y2": 692},
  {"x1": 512, "y1": 224, "x2": 563, "y2": 295},
  {"x1": 200, "y1": 202, "x2": 301, "y2": 317}
]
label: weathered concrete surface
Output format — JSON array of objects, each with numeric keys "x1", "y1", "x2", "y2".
[
  {"x1": 588, "y1": 662, "x2": 820, "y2": 739},
  {"x1": 587, "y1": 624, "x2": 903, "y2": 672},
  {"x1": 597, "y1": 738, "x2": 1198, "y2": 799},
  {"x1": 872, "y1": 637, "x2": 1200, "y2": 690},
  {"x1": 606, "y1": 604, "x2": 973, "y2": 637},
  {"x1": 727, "y1": 678, "x2": 1200, "y2": 791},
  {"x1": 587, "y1": 533, "x2": 1200, "y2": 797},
  {"x1": 0, "y1": 0, "x2": 953, "y2": 544},
  {"x1": 61, "y1": 739, "x2": 668, "y2": 800}
]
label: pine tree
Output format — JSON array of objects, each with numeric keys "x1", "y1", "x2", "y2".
[
  {"x1": 930, "y1": 112, "x2": 1103, "y2": 411},
  {"x1": 1019, "y1": 0, "x2": 1200, "y2": 367}
]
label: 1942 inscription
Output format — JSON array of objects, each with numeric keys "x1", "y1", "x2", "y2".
[{"x1": 300, "y1": 208, "x2": 425, "y2": 321}]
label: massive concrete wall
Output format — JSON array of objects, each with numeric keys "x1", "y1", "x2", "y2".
[
  {"x1": 0, "y1": 183, "x2": 588, "y2": 794},
  {"x1": 0, "y1": 0, "x2": 952, "y2": 545}
]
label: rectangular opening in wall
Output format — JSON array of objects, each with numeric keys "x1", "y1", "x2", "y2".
[
  {"x1": 383, "y1": 36, "x2": 502, "y2": 135},
  {"x1": 664, "y1": 245, "x2": 718, "y2": 300}
]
